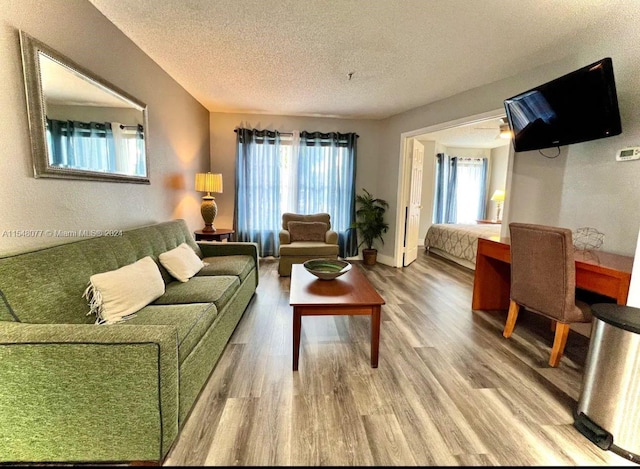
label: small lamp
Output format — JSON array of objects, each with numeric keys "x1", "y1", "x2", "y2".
[
  {"x1": 491, "y1": 189, "x2": 505, "y2": 221},
  {"x1": 195, "y1": 172, "x2": 223, "y2": 232}
]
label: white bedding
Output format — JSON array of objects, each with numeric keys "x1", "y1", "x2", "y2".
[{"x1": 424, "y1": 223, "x2": 501, "y2": 270}]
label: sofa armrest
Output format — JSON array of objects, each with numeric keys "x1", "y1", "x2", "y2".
[
  {"x1": 0, "y1": 322, "x2": 179, "y2": 463},
  {"x1": 197, "y1": 241, "x2": 260, "y2": 286},
  {"x1": 279, "y1": 230, "x2": 291, "y2": 245},
  {"x1": 326, "y1": 230, "x2": 339, "y2": 245},
  {"x1": 197, "y1": 241, "x2": 258, "y2": 259}
]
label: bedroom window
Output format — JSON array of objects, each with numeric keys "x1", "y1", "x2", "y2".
[{"x1": 433, "y1": 153, "x2": 488, "y2": 224}]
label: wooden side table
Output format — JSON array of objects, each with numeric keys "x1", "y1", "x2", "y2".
[
  {"x1": 476, "y1": 219, "x2": 501, "y2": 224},
  {"x1": 194, "y1": 228, "x2": 235, "y2": 242}
]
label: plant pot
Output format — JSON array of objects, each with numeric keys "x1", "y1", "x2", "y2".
[{"x1": 362, "y1": 248, "x2": 378, "y2": 266}]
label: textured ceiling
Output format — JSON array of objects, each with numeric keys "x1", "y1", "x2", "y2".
[{"x1": 90, "y1": 0, "x2": 625, "y2": 119}]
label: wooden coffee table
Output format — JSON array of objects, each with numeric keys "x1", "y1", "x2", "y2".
[{"x1": 289, "y1": 263, "x2": 385, "y2": 371}]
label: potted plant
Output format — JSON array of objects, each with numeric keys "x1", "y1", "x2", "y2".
[{"x1": 353, "y1": 188, "x2": 389, "y2": 265}]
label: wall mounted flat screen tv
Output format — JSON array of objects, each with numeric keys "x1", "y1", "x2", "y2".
[{"x1": 504, "y1": 57, "x2": 622, "y2": 152}]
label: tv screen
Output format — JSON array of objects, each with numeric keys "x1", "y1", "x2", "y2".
[{"x1": 504, "y1": 58, "x2": 622, "y2": 152}]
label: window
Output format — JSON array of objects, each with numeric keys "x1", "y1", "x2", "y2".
[
  {"x1": 455, "y1": 158, "x2": 487, "y2": 224},
  {"x1": 235, "y1": 129, "x2": 358, "y2": 257},
  {"x1": 433, "y1": 154, "x2": 488, "y2": 224}
]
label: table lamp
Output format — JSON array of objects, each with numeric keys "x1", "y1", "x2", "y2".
[
  {"x1": 491, "y1": 189, "x2": 505, "y2": 221},
  {"x1": 195, "y1": 172, "x2": 223, "y2": 232}
]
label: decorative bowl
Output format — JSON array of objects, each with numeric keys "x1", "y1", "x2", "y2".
[{"x1": 303, "y1": 259, "x2": 352, "y2": 280}]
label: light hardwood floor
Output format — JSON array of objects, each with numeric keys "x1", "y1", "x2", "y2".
[{"x1": 165, "y1": 251, "x2": 633, "y2": 466}]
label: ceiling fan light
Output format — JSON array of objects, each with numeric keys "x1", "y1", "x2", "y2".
[{"x1": 499, "y1": 124, "x2": 512, "y2": 139}]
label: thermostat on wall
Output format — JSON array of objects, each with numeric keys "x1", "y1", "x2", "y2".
[{"x1": 616, "y1": 147, "x2": 640, "y2": 161}]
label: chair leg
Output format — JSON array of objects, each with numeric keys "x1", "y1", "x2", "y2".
[
  {"x1": 549, "y1": 322, "x2": 571, "y2": 367},
  {"x1": 503, "y1": 300, "x2": 520, "y2": 338}
]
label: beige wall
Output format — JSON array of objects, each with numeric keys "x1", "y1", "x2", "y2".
[
  {"x1": 487, "y1": 145, "x2": 509, "y2": 220},
  {"x1": 378, "y1": 6, "x2": 640, "y2": 261},
  {"x1": 0, "y1": 0, "x2": 210, "y2": 255},
  {"x1": 209, "y1": 112, "x2": 383, "y2": 236}
]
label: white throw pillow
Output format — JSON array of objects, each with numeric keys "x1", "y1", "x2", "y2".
[
  {"x1": 158, "y1": 242, "x2": 205, "y2": 282},
  {"x1": 83, "y1": 256, "x2": 165, "y2": 325}
]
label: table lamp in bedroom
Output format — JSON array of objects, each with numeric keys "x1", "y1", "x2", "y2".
[{"x1": 491, "y1": 190, "x2": 505, "y2": 221}]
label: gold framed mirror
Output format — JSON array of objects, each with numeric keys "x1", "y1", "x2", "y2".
[{"x1": 19, "y1": 31, "x2": 150, "y2": 184}]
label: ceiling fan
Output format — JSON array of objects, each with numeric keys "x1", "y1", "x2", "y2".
[
  {"x1": 498, "y1": 118, "x2": 513, "y2": 139},
  {"x1": 474, "y1": 118, "x2": 512, "y2": 140}
]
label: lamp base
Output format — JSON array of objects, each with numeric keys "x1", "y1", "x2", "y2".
[{"x1": 201, "y1": 196, "x2": 218, "y2": 233}]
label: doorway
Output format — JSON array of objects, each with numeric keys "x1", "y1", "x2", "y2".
[{"x1": 395, "y1": 109, "x2": 514, "y2": 268}]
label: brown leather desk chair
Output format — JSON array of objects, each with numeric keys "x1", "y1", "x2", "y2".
[{"x1": 503, "y1": 222, "x2": 592, "y2": 367}]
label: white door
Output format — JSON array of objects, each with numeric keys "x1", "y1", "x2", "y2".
[{"x1": 404, "y1": 139, "x2": 424, "y2": 266}]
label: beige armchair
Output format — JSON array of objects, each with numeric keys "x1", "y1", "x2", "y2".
[{"x1": 278, "y1": 213, "x2": 339, "y2": 276}]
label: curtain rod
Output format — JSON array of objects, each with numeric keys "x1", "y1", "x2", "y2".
[{"x1": 234, "y1": 129, "x2": 358, "y2": 138}]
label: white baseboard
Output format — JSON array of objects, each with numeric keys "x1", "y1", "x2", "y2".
[
  {"x1": 345, "y1": 252, "x2": 394, "y2": 267},
  {"x1": 376, "y1": 253, "x2": 395, "y2": 267}
]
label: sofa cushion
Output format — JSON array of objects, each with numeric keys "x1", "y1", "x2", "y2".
[
  {"x1": 279, "y1": 242, "x2": 340, "y2": 256},
  {"x1": 85, "y1": 256, "x2": 165, "y2": 325},
  {"x1": 0, "y1": 235, "x2": 137, "y2": 324},
  {"x1": 287, "y1": 221, "x2": 328, "y2": 242},
  {"x1": 197, "y1": 255, "x2": 254, "y2": 281},
  {"x1": 153, "y1": 276, "x2": 240, "y2": 311},
  {"x1": 0, "y1": 290, "x2": 18, "y2": 322},
  {"x1": 159, "y1": 243, "x2": 204, "y2": 282},
  {"x1": 124, "y1": 303, "x2": 217, "y2": 364},
  {"x1": 0, "y1": 219, "x2": 201, "y2": 324}
]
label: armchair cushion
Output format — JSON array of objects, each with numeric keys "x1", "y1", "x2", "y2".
[
  {"x1": 279, "y1": 241, "x2": 340, "y2": 256},
  {"x1": 287, "y1": 221, "x2": 328, "y2": 242},
  {"x1": 282, "y1": 212, "x2": 331, "y2": 230}
]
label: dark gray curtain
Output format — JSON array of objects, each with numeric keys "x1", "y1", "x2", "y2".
[
  {"x1": 445, "y1": 157, "x2": 458, "y2": 223},
  {"x1": 433, "y1": 153, "x2": 459, "y2": 224},
  {"x1": 297, "y1": 131, "x2": 358, "y2": 258},
  {"x1": 477, "y1": 158, "x2": 489, "y2": 220},
  {"x1": 47, "y1": 119, "x2": 115, "y2": 170},
  {"x1": 433, "y1": 153, "x2": 446, "y2": 223},
  {"x1": 234, "y1": 128, "x2": 282, "y2": 256}
]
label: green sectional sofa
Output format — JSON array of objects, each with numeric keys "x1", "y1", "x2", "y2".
[{"x1": 0, "y1": 219, "x2": 258, "y2": 464}]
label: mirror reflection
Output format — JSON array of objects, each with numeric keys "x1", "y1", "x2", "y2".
[{"x1": 20, "y1": 31, "x2": 150, "y2": 183}]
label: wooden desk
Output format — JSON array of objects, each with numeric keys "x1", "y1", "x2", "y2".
[{"x1": 472, "y1": 236, "x2": 634, "y2": 310}]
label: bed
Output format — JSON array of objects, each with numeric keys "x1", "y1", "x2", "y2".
[{"x1": 424, "y1": 223, "x2": 502, "y2": 270}]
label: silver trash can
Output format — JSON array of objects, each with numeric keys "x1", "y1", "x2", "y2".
[{"x1": 575, "y1": 303, "x2": 640, "y2": 463}]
